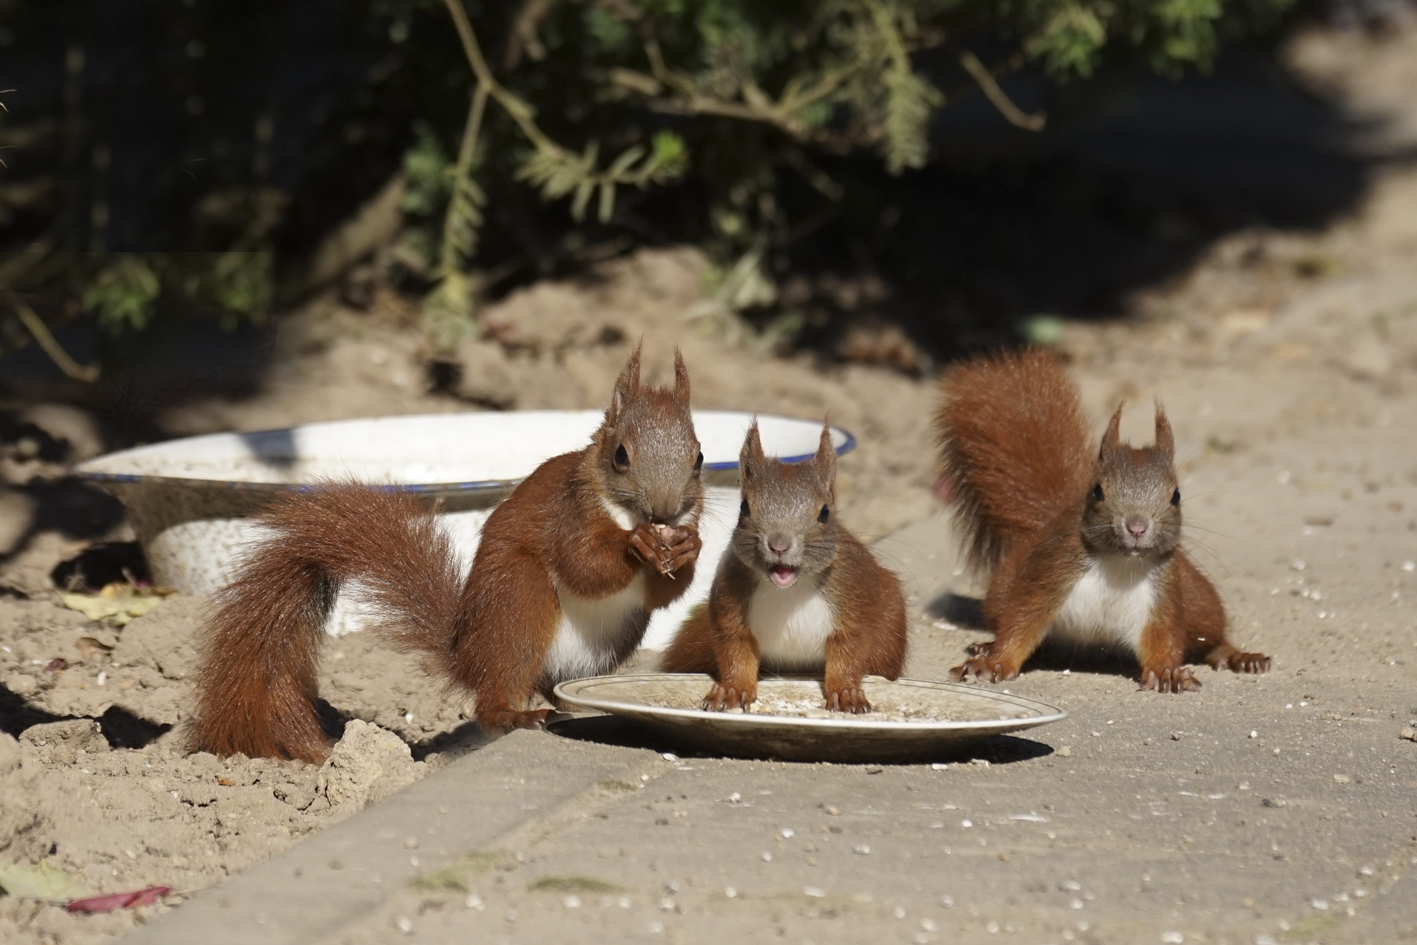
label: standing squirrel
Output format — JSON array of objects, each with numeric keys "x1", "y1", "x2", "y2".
[
  {"x1": 936, "y1": 350, "x2": 1269, "y2": 692},
  {"x1": 661, "y1": 421, "x2": 907, "y2": 713},
  {"x1": 188, "y1": 347, "x2": 705, "y2": 762}
]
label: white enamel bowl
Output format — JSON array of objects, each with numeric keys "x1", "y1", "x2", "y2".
[{"x1": 75, "y1": 410, "x2": 855, "y2": 647}]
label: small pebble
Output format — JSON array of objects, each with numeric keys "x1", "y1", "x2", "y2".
[
  {"x1": 780, "y1": 827, "x2": 795, "y2": 839},
  {"x1": 564, "y1": 895, "x2": 581, "y2": 909},
  {"x1": 853, "y1": 844, "x2": 870, "y2": 855},
  {"x1": 921, "y1": 918, "x2": 938, "y2": 932},
  {"x1": 761, "y1": 851, "x2": 773, "y2": 862},
  {"x1": 803, "y1": 886, "x2": 825, "y2": 898},
  {"x1": 1057, "y1": 746, "x2": 1072, "y2": 757},
  {"x1": 465, "y1": 894, "x2": 484, "y2": 911},
  {"x1": 822, "y1": 804, "x2": 841, "y2": 815},
  {"x1": 725, "y1": 887, "x2": 738, "y2": 899},
  {"x1": 1312, "y1": 898, "x2": 1329, "y2": 910},
  {"x1": 396, "y1": 916, "x2": 413, "y2": 934},
  {"x1": 1162, "y1": 933, "x2": 1184, "y2": 944},
  {"x1": 894, "y1": 905, "x2": 908, "y2": 919},
  {"x1": 987, "y1": 920, "x2": 1000, "y2": 933}
]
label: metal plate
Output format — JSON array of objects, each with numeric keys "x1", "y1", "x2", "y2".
[{"x1": 552, "y1": 674, "x2": 1066, "y2": 762}]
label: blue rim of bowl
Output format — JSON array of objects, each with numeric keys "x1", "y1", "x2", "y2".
[{"x1": 73, "y1": 420, "x2": 858, "y2": 495}]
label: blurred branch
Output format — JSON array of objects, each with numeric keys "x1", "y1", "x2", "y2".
[
  {"x1": 7, "y1": 296, "x2": 101, "y2": 383},
  {"x1": 610, "y1": 42, "x2": 867, "y2": 151},
  {"x1": 959, "y1": 51, "x2": 1045, "y2": 132}
]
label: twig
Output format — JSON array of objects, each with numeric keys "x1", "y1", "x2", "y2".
[
  {"x1": 441, "y1": 0, "x2": 555, "y2": 153},
  {"x1": 8, "y1": 297, "x2": 101, "y2": 382},
  {"x1": 958, "y1": 51, "x2": 1045, "y2": 132}
]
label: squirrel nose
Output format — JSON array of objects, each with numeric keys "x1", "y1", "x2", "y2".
[
  {"x1": 767, "y1": 534, "x2": 793, "y2": 555},
  {"x1": 1125, "y1": 516, "x2": 1151, "y2": 539}
]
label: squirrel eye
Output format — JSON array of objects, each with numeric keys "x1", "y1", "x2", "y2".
[
  {"x1": 1090, "y1": 484, "x2": 1104, "y2": 502},
  {"x1": 1171, "y1": 488, "x2": 1181, "y2": 506},
  {"x1": 818, "y1": 505, "x2": 830, "y2": 524},
  {"x1": 694, "y1": 451, "x2": 704, "y2": 471},
  {"x1": 614, "y1": 444, "x2": 629, "y2": 468},
  {"x1": 739, "y1": 499, "x2": 749, "y2": 519}
]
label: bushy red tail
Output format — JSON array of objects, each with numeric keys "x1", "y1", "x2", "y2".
[
  {"x1": 187, "y1": 482, "x2": 463, "y2": 762},
  {"x1": 936, "y1": 350, "x2": 1094, "y2": 574}
]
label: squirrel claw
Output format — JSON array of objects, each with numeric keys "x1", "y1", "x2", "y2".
[
  {"x1": 477, "y1": 706, "x2": 552, "y2": 732},
  {"x1": 1140, "y1": 667, "x2": 1201, "y2": 693},
  {"x1": 661, "y1": 528, "x2": 702, "y2": 575},
  {"x1": 826, "y1": 687, "x2": 872, "y2": 714},
  {"x1": 703, "y1": 683, "x2": 755, "y2": 712},
  {"x1": 950, "y1": 657, "x2": 1016, "y2": 684},
  {"x1": 628, "y1": 524, "x2": 664, "y2": 567},
  {"x1": 1229, "y1": 651, "x2": 1271, "y2": 674}
]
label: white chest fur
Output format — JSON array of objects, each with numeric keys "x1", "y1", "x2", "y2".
[
  {"x1": 544, "y1": 572, "x2": 648, "y2": 683},
  {"x1": 748, "y1": 576, "x2": 835, "y2": 671},
  {"x1": 1050, "y1": 555, "x2": 1160, "y2": 652}
]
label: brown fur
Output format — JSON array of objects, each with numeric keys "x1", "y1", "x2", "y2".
[
  {"x1": 937, "y1": 350, "x2": 1268, "y2": 691},
  {"x1": 661, "y1": 423, "x2": 907, "y2": 713},
  {"x1": 188, "y1": 346, "x2": 704, "y2": 762}
]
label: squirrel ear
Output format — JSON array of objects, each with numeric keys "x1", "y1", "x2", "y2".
[
  {"x1": 740, "y1": 419, "x2": 765, "y2": 482},
  {"x1": 1154, "y1": 403, "x2": 1175, "y2": 460},
  {"x1": 815, "y1": 421, "x2": 837, "y2": 490},
  {"x1": 672, "y1": 347, "x2": 691, "y2": 403},
  {"x1": 1100, "y1": 403, "x2": 1124, "y2": 460},
  {"x1": 606, "y1": 343, "x2": 643, "y2": 423}
]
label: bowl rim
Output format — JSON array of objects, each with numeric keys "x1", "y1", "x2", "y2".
[{"x1": 73, "y1": 409, "x2": 857, "y2": 495}]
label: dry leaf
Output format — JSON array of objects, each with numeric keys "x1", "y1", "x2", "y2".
[
  {"x1": 60, "y1": 583, "x2": 175, "y2": 627},
  {"x1": 0, "y1": 859, "x2": 92, "y2": 902}
]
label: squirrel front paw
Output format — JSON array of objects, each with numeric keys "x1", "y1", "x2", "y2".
[
  {"x1": 629, "y1": 523, "x2": 669, "y2": 570},
  {"x1": 703, "y1": 682, "x2": 756, "y2": 712},
  {"x1": 660, "y1": 525, "x2": 702, "y2": 575},
  {"x1": 629, "y1": 523, "x2": 702, "y2": 577},
  {"x1": 950, "y1": 656, "x2": 1019, "y2": 684},
  {"x1": 1139, "y1": 667, "x2": 1201, "y2": 693},
  {"x1": 826, "y1": 686, "x2": 872, "y2": 714}
]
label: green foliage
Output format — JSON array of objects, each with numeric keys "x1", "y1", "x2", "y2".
[
  {"x1": 0, "y1": 0, "x2": 1298, "y2": 360},
  {"x1": 78, "y1": 253, "x2": 272, "y2": 336},
  {"x1": 82, "y1": 257, "x2": 161, "y2": 334}
]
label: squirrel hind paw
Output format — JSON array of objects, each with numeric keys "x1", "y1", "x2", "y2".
[{"x1": 1139, "y1": 667, "x2": 1201, "y2": 693}]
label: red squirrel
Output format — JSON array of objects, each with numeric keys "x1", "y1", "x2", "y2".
[
  {"x1": 936, "y1": 350, "x2": 1269, "y2": 692},
  {"x1": 188, "y1": 347, "x2": 705, "y2": 762},
  {"x1": 661, "y1": 421, "x2": 907, "y2": 713}
]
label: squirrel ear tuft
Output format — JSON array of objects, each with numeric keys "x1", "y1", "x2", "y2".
[
  {"x1": 740, "y1": 419, "x2": 765, "y2": 482},
  {"x1": 814, "y1": 421, "x2": 837, "y2": 489},
  {"x1": 1154, "y1": 403, "x2": 1175, "y2": 460},
  {"x1": 1100, "y1": 403, "x2": 1125, "y2": 460},
  {"x1": 672, "y1": 347, "x2": 691, "y2": 402},
  {"x1": 606, "y1": 343, "x2": 643, "y2": 423}
]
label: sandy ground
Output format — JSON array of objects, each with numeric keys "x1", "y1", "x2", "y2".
[{"x1": 1, "y1": 21, "x2": 1416, "y2": 945}]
